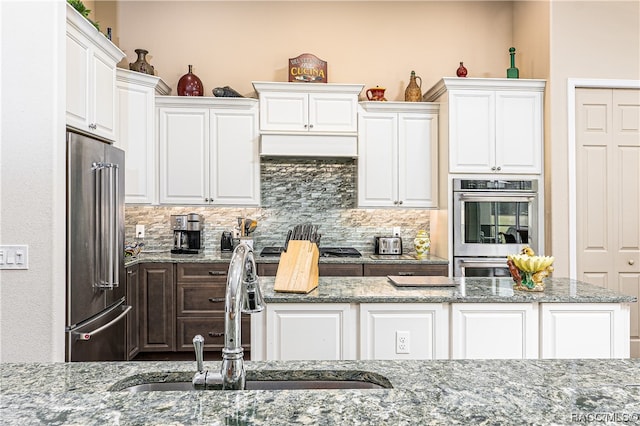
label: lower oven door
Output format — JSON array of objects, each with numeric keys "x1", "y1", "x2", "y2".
[{"x1": 454, "y1": 257, "x2": 512, "y2": 278}]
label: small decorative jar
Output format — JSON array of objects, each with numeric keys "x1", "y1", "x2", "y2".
[
  {"x1": 177, "y1": 65, "x2": 204, "y2": 96},
  {"x1": 404, "y1": 70, "x2": 422, "y2": 102},
  {"x1": 414, "y1": 230, "x2": 430, "y2": 258},
  {"x1": 456, "y1": 62, "x2": 468, "y2": 77},
  {"x1": 129, "y1": 49, "x2": 155, "y2": 75}
]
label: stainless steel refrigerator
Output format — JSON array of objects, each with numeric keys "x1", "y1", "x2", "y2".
[{"x1": 65, "y1": 130, "x2": 130, "y2": 361}]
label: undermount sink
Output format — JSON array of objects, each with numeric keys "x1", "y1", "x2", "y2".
[{"x1": 110, "y1": 370, "x2": 392, "y2": 392}]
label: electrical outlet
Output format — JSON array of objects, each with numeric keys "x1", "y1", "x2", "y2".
[
  {"x1": 135, "y1": 224, "x2": 145, "y2": 239},
  {"x1": 392, "y1": 226, "x2": 401, "y2": 237},
  {"x1": 0, "y1": 245, "x2": 28, "y2": 269},
  {"x1": 396, "y1": 331, "x2": 410, "y2": 354}
]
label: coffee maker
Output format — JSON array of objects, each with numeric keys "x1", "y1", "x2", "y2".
[{"x1": 171, "y1": 213, "x2": 203, "y2": 254}]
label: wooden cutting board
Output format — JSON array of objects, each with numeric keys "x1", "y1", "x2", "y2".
[{"x1": 387, "y1": 275, "x2": 457, "y2": 287}]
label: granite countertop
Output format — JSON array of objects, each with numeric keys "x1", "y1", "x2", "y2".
[
  {"x1": 125, "y1": 250, "x2": 449, "y2": 266},
  {"x1": 2, "y1": 359, "x2": 639, "y2": 425},
  {"x1": 261, "y1": 276, "x2": 637, "y2": 304}
]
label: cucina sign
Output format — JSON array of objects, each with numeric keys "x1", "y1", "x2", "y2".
[{"x1": 288, "y1": 53, "x2": 327, "y2": 83}]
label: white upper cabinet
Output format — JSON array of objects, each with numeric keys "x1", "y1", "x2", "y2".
[
  {"x1": 156, "y1": 97, "x2": 260, "y2": 206},
  {"x1": 358, "y1": 102, "x2": 439, "y2": 208},
  {"x1": 424, "y1": 78, "x2": 545, "y2": 174},
  {"x1": 253, "y1": 82, "x2": 363, "y2": 157},
  {"x1": 66, "y1": 3, "x2": 125, "y2": 141},
  {"x1": 115, "y1": 69, "x2": 170, "y2": 204}
]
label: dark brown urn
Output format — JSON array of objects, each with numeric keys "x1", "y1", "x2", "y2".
[{"x1": 177, "y1": 65, "x2": 204, "y2": 96}]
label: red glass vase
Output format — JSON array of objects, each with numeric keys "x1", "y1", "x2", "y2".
[
  {"x1": 456, "y1": 62, "x2": 468, "y2": 77},
  {"x1": 177, "y1": 65, "x2": 203, "y2": 96}
]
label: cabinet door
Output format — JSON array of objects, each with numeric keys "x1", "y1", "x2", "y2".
[
  {"x1": 398, "y1": 113, "x2": 438, "y2": 208},
  {"x1": 66, "y1": 24, "x2": 90, "y2": 133},
  {"x1": 139, "y1": 263, "x2": 175, "y2": 351},
  {"x1": 360, "y1": 303, "x2": 449, "y2": 360},
  {"x1": 449, "y1": 90, "x2": 495, "y2": 173},
  {"x1": 90, "y1": 47, "x2": 117, "y2": 141},
  {"x1": 495, "y1": 91, "x2": 543, "y2": 174},
  {"x1": 259, "y1": 92, "x2": 308, "y2": 132},
  {"x1": 125, "y1": 265, "x2": 140, "y2": 360},
  {"x1": 540, "y1": 303, "x2": 630, "y2": 359},
  {"x1": 309, "y1": 92, "x2": 358, "y2": 132},
  {"x1": 451, "y1": 303, "x2": 538, "y2": 359},
  {"x1": 116, "y1": 81, "x2": 155, "y2": 204},
  {"x1": 158, "y1": 107, "x2": 209, "y2": 204},
  {"x1": 210, "y1": 107, "x2": 260, "y2": 205},
  {"x1": 357, "y1": 112, "x2": 398, "y2": 207},
  {"x1": 266, "y1": 303, "x2": 356, "y2": 360}
]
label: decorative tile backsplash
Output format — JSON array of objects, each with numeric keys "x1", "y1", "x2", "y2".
[{"x1": 125, "y1": 158, "x2": 431, "y2": 254}]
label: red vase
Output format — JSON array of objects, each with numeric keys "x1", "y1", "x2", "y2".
[
  {"x1": 177, "y1": 65, "x2": 203, "y2": 96},
  {"x1": 456, "y1": 62, "x2": 468, "y2": 77}
]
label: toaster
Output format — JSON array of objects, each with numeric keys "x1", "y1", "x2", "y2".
[{"x1": 374, "y1": 236, "x2": 402, "y2": 255}]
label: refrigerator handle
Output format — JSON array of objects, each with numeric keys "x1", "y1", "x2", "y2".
[
  {"x1": 74, "y1": 305, "x2": 132, "y2": 341},
  {"x1": 92, "y1": 162, "x2": 120, "y2": 289}
]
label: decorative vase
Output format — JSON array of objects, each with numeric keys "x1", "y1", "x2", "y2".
[
  {"x1": 414, "y1": 230, "x2": 430, "y2": 258},
  {"x1": 177, "y1": 65, "x2": 204, "y2": 96},
  {"x1": 404, "y1": 71, "x2": 422, "y2": 102},
  {"x1": 129, "y1": 49, "x2": 155, "y2": 75},
  {"x1": 456, "y1": 62, "x2": 468, "y2": 77},
  {"x1": 507, "y1": 47, "x2": 519, "y2": 79}
]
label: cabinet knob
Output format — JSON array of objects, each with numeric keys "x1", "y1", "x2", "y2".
[
  {"x1": 398, "y1": 200, "x2": 403, "y2": 205},
  {"x1": 496, "y1": 166, "x2": 502, "y2": 171},
  {"x1": 303, "y1": 124, "x2": 308, "y2": 128},
  {"x1": 208, "y1": 331, "x2": 224, "y2": 337},
  {"x1": 88, "y1": 123, "x2": 97, "y2": 130},
  {"x1": 309, "y1": 124, "x2": 314, "y2": 129},
  {"x1": 491, "y1": 166, "x2": 497, "y2": 171},
  {"x1": 208, "y1": 271, "x2": 226, "y2": 276},
  {"x1": 630, "y1": 259, "x2": 636, "y2": 265},
  {"x1": 208, "y1": 297, "x2": 225, "y2": 303},
  {"x1": 398, "y1": 272, "x2": 415, "y2": 276}
]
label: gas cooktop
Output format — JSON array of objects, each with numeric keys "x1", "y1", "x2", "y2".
[{"x1": 259, "y1": 246, "x2": 362, "y2": 258}]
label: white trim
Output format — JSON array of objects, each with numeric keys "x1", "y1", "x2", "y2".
[{"x1": 567, "y1": 78, "x2": 640, "y2": 279}]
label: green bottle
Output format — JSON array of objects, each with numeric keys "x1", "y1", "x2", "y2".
[{"x1": 507, "y1": 47, "x2": 519, "y2": 79}]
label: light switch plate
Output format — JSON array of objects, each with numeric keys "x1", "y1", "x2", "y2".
[{"x1": 0, "y1": 245, "x2": 28, "y2": 269}]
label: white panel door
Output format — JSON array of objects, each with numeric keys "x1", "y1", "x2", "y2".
[
  {"x1": 309, "y1": 93, "x2": 358, "y2": 132},
  {"x1": 448, "y1": 90, "x2": 494, "y2": 173},
  {"x1": 541, "y1": 303, "x2": 630, "y2": 359},
  {"x1": 495, "y1": 91, "x2": 542, "y2": 174},
  {"x1": 357, "y1": 112, "x2": 398, "y2": 207},
  {"x1": 266, "y1": 303, "x2": 355, "y2": 361},
  {"x1": 66, "y1": 25, "x2": 90, "y2": 132},
  {"x1": 91, "y1": 47, "x2": 117, "y2": 141},
  {"x1": 158, "y1": 108, "x2": 209, "y2": 204},
  {"x1": 451, "y1": 303, "x2": 538, "y2": 359},
  {"x1": 398, "y1": 112, "x2": 438, "y2": 208},
  {"x1": 360, "y1": 303, "x2": 449, "y2": 360},
  {"x1": 210, "y1": 108, "x2": 260, "y2": 205},
  {"x1": 259, "y1": 92, "x2": 308, "y2": 132},
  {"x1": 576, "y1": 88, "x2": 640, "y2": 357}
]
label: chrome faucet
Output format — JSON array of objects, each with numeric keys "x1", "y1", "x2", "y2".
[{"x1": 220, "y1": 242, "x2": 265, "y2": 390}]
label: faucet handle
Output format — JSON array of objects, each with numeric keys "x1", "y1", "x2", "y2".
[
  {"x1": 242, "y1": 277, "x2": 266, "y2": 313},
  {"x1": 193, "y1": 335, "x2": 205, "y2": 373}
]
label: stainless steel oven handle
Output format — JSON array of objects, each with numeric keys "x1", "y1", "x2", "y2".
[
  {"x1": 458, "y1": 193, "x2": 536, "y2": 202},
  {"x1": 460, "y1": 259, "x2": 508, "y2": 269},
  {"x1": 74, "y1": 305, "x2": 132, "y2": 341}
]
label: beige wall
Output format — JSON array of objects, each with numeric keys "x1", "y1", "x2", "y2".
[
  {"x1": 548, "y1": 0, "x2": 640, "y2": 276},
  {"x1": 96, "y1": 1, "x2": 525, "y2": 100}
]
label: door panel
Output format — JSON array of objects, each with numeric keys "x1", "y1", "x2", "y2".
[{"x1": 576, "y1": 88, "x2": 640, "y2": 357}]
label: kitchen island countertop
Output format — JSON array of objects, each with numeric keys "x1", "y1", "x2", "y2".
[
  {"x1": 2, "y1": 358, "x2": 639, "y2": 425},
  {"x1": 260, "y1": 276, "x2": 637, "y2": 304}
]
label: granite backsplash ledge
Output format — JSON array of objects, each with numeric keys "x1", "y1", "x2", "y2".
[{"x1": 125, "y1": 158, "x2": 432, "y2": 253}]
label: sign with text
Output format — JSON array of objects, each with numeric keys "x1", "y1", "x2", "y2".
[{"x1": 288, "y1": 53, "x2": 327, "y2": 83}]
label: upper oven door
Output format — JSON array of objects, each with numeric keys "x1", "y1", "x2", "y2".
[{"x1": 453, "y1": 191, "x2": 538, "y2": 257}]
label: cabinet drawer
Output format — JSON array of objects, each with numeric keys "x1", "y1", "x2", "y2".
[
  {"x1": 176, "y1": 315, "x2": 251, "y2": 351},
  {"x1": 176, "y1": 263, "x2": 228, "y2": 282},
  {"x1": 177, "y1": 282, "x2": 226, "y2": 315},
  {"x1": 363, "y1": 264, "x2": 447, "y2": 277},
  {"x1": 257, "y1": 262, "x2": 363, "y2": 276}
]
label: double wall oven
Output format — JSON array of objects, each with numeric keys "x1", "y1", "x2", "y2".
[{"x1": 452, "y1": 179, "x2": 539, "y2": 277}]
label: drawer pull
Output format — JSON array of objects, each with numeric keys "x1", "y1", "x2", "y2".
[
  {"x1": 398, "y1": 272, "x2": 415, "y2": 276},
  {"x1": 208, "y1": 297, "x2": 225, "y2": 303},
  {"x1": 208, "y1": 332, "x2": 224, "y2": 337},
  {"x1": 208, "y1": 271, "x2": 226, "y2": 276}
]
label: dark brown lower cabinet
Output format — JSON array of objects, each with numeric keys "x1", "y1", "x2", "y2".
[
  {"x1": 258, "y1": 263, "x2": 363, "y2": 276},
  {"x1": 363, "y1": 263, "x2": 448, "y2": 277},
  {"x1": 125, "y1": 264, "x2": 140, "y2": 360},
  {"x1": 139, "y1": 263, "x2": 175, "y2": 352}
]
